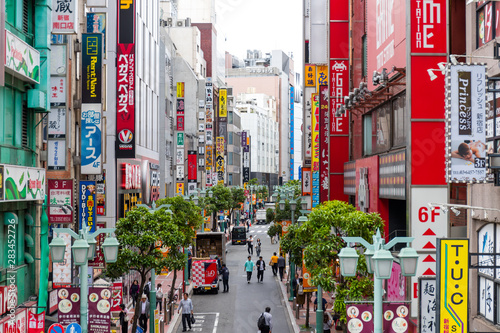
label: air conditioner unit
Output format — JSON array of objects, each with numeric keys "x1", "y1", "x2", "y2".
[
  {"x1": 167, "y1": 17, "x2": 173, "y2": 26},
  {"x1": 176, "y1": 20, "x2": 184, "y2": 27}
]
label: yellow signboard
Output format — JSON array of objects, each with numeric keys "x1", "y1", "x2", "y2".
[
  {"x1": 219, "y1": 88, "x2": 227, "y2": 117},
  {"x1": 438, "y1": 239, "x2": 468, "y2": 333},
  {"x1": 177, "y1": 82, "x2": 184, "y2": 98},
  {"x1": 176, "y1": 182, "x2": 184, "y2": 196},
  {"x1": 316, "y1": 65, "x2": 328, "y2": 91},
  {"x1": 305, "y1": 65, "x2": 316, "y2": 87}
]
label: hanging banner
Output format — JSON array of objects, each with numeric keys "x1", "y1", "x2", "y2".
[
  {"x1": 302, "y1": 167, "x2": 311, "y2": 195},
  {"x1": 110, "y1": 281, "x2": 123, "y2": 312},
  {"x1": 79, "y1": 181, "x2": 96, "y2": 232},
  {"x1": 219, "y1": 89, "x2": 227, "y2": 117},
  {"x1": 57, "y1": 288, "x2": 80, "y2": 325},
  {"x1": 51, "y1": 0, "x2": 78, "y2": 34},
  {"x1": 81, "y1": 103, "x2": 102, "y2": 174},
  {"x1": 89, "y1": 222, "x2": 106, "y2": 267},
  {"x1": 82, "y1": 34, "x2": 102, "y2": 104},
  {"x1": 88, "y1": 287, "x2": 111, "y2": 333},
  {"x1": 447, "y1": 65, "x2": 487, "y2": 182},
  {"x1": 205, "y1": 145, "x2": 213, "y2": 167},
  {"x1": 311, "y1": 94, "x2": 320, "y2": 207},
  {"x1": 48, "y1": 179, "x2": 74, "y2": 224},
  {"x1": 304, "y1": 87, "x2": 314, "y2": 162},
  {"x1": 437, "y1": 239, "x2": 468, "y2": 333},
  {"x1": 52, "y1": 233, "x2": 72, "y2": 285}
]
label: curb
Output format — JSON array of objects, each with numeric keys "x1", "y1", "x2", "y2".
[{"x1": 277, "y1": 276, "x2": 300, "y2": 333}]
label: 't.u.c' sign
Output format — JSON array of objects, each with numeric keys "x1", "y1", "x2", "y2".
[{"x1": 437, "y1": 238, "x2": 468, "y2": 333}]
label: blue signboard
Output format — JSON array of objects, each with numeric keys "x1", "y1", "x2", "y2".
[
  {"x1": 81, "y1": 103, "x2": 102, "y2": 174},
  {"x1": 66, "y1": 323, "x2": 82, "y2": 333},
  {"x1": 79, "y1": 181, "x2": 96, "y2": 232},
  {"x1": 86, "y1": 13, "x2": 106, "y2": 54},
  {"x1": 312, "y1": 172, "x2": 319, "y2": 207}
]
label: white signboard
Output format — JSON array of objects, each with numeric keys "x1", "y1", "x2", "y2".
[
  {"x1": 50, "y1": 45, "x2": 67, "y2": 75},
  {"x1": 53, "y1": 232, "x2": 72, "y2": 284},
  {"x1": 176, "y1": 165, "x2": 184, "y2": 180},
  {"x1": 176, "y1": 149, "x2": 184, "y2": 165},
  {"x1": 419, "y1": 278, "x2": 436, "y2": 333},
  {"x1": 48, "y1": 108, "x2": 66, "y2": 138},
  {"x1": 447, "y1": 64, "x2": 487, "y2": 182},
  {"x1": 48, "y1": 140, "x2": 66, "y2": 170},
  {"x1": 206, "y1": 81, "x2": 213, "y2": 106},
  {"x1": 1, "y1": 165, "x2": 46, "y2": 201},
  {"x1": 410, "y1": 187, "x2": 448, "y2": 317},
  {"x1": 52, "y1": 0, "x2": 78, "y2": 34},
  {"x1": 50, "y1": 76, "x2": 67, "y2": 104}
]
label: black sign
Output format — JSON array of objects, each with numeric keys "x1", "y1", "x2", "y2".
[
  {"x1": 243, "y1": 167, "x2": 250, "y2": 183},
  {"x1": 82, "y1": 33, "x2": 102, "y2": 103},
  {"x1": 118, "y1": 0, "x2": 135, "y2": 44},
  {"x1": 458, "y1": 71, "x2": 472, "y2": 135}
]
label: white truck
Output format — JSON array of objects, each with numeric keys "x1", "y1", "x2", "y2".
[{"x1": 255, "y1": 209, "x2": 267, "y2": 224}]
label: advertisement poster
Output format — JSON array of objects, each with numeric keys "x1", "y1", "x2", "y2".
[
  {"x1": 346, "y1": 303, "x2": 408, "y2": 333},
  {"x1": 88, "y1": 287, "x2": 111, "y2": 333},
  {"x1": 28, "y1": 310, "x2": 45, "y2": 333},
  {"x1": 82, "y1": 34, "x2": 102, "y2": 104},
  {"x1": 1, "y1": 165, "x2": 46, "y2": 201},
  {"x1": 86, "y1": 13, "x2": 106, "y2": 54},
  {"x1": 95, "y1": 172, "x2": 106, "y2": 215},
  {"x1": 48, "y1": 179, "x2": 74, "y2": 224},
  {"x1": 81, "y1": 104, "x2": 102, "y2": 174},
  {"x1": 52, "y1": 233, "x2": 72, "y2": 285},
  {"x1": 57, "y1": 288, "x2": 80, "y2": 325},
  {"x1": 176, "y1": 182, "x2": 184, "y2": 196},
  {"x1": 79, "y1": 181, "x2": 97, "y2": 232},
  {"x1": 447, "y1": 65, "x2": 487, "y2": 182},
  {"x1": 51, "y1": 0, "x2": 78, "y2": 34}
]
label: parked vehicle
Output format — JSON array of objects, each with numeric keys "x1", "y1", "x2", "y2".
[
  {"x1": 255, "y1": 209, "x2": 267, "y2": 224},
  {"x1": 192, "y1": 259, "x2": 220, "y2": 294},
  {"x1": 194, "y1": 232, "x2": 226, "y2": 264},
  {"x1": 231, "y1": 226, "x2": 247, "y2": 245}
]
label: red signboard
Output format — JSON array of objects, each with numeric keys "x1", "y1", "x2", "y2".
[
  {"x1": 367, "y1": 0, "x2": 407, "y2": 90},
  {"x1": 110, "y1": 282, "x2": 123, "y2": 312},
  {"x1": 28, "y1": 310, "x2": 45, "y2": 333},
  {"x1": 177, "y1": 115, "x2": 185, "y2": 131},
  {"x1": 116, "y1": 43, "x2": 136, "y2": 158},
  {"x1": 188, "y1": 151, "x2": 197, "y2": 182},
  {"x1": 319, "y1": 85, "x2": 329, "y2": 203},
  {"x1": 89, "y1": 222, "x2": 106, "y2": 267},
  {"x1": 47, "y1": 179, "x2": 74, "y2": 224},
  {"x1": 329, "y1": 60, "x2": 349, "y2": 135},
  {"x1": 411, "y1": 0, "x2": 447, "y2": 53},
  {"x1": 329, "y1": 22, "x2": 349, "y2": 59}
]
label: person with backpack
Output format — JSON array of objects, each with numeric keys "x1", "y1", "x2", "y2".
[
  {"x1": 257, "y1": 307, "x2": 273, "y2": 333},
  {"x1": 144, "y1": 278, "x2": 151, "y2": 301},
  {"x1": 156, "y1": 283, "x2": 163, "y2": 312}
]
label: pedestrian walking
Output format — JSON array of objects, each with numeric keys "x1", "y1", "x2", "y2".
[
  {"x1": 138, "y1": 294, "x2": 150, "y2": 331},
  {"x1": 256, "y1": 238, "x2": 262, "y2": 257},
  {"x1": 130, "y1": 280, "x2": 139, "y2": 308},
  {"x1": 247, "y1": 219, "x2": 250, "y2": 232},
  {"x1": 247, "y1": 235, "x2": 254, "y2": 255},
  {"x1": 314, "y1": 294, "x2": 328, "y2": 312},
  {"x1": 257, "y1": 307, "x2": 273, "y2": 333},
  {"x1": 156, "y1": 283, "x2": 163, "y2": 312},
  {"x1": 270, "y1": 252, "x2": 278, "y2": 276},
  {"x1": 244, "y1": 256, "x2": 255, "y2": 283},
  {"x1": 220, "y1": 263, "x2": 230, "y2": 292},
  {"x1": 178, "y1": 292, "x2": 194, "y2": 332},
  {"x1": 144, "y1": 278, "x2": 152, "y2": 301},
  {"x1": 256, "y1": 256, "x2": 266, "y2": 283},
  {"x1": 119, "y1": 304, "x2": 129, "y2": 333},
  {"x1": 323, "y1": 312, "x2": 334, "y2": 332},
  {"x1": 277, "y1": 254, "x2": 286, "y2": 281}
]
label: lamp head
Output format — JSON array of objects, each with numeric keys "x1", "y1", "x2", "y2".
[
  {"x1": 338, "y1": 247, "x2": 359, "y2": 277},
  {"x1": 49, "y1": 236, "x2": 67, "y2": 263}
]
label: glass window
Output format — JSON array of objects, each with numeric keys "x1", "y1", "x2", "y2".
[
  {"x1": 228, "y1": 174, "x2": 233, "y2": 185},
  {"x1": 392, "y1": 94, "x2": 406, "y2": 147},
  {"x1": 228, "y1": 152, "x2": 233, "y2": 165},
  {"x1": 228, "y1": 133, "x2": 233, "y2": 145},
  {"x1": 363, "y1": 114, "x2": 372, "y2": 155},
  {"x1": 372, "y1": 103, "x2": 391, "y2": 154}
]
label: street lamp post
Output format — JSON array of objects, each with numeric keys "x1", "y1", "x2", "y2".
[
  {"x1": 49, "y1": 226, "x2": 119, "y2": 333},
  {"x1": 338, "y1": 230, "x2": 418, "y2": 333}
]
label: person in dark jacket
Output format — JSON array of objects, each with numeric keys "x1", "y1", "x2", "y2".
[
  {"x1": 256, "y1": 256, "x2": 266, "y2": 283},
  {"x1": 220, "y1": 263, "x2": 230, "y2": 292},
  {"x1": 277, "y1": 254, "x2": 286, "y2": 281},
  {"x1": 130, "y1": 280, "x2": 139, "y2": 307}
]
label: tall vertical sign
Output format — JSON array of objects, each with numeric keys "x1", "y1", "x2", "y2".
[
  {"x1": 116, "y1": 0, "x2": 136, "y2": 158},
  {"x1": 216, "y1": 137, "x2": 225, "y2": 185},
  {"x1": 409, "y1": 0, "x2": 448, "y2": 317},
  {"x1": 329, "y1": 0, "x2": 349, "y2": 202},
  {"x1": 81, "y1": 34, "x2": 103, "y2": 174},
  {"x1": 205, "y1": 80, "x2": 214, "y2": 187},
  {"x1": 176, "y1": 83, "x2": 185, "y2": 193},
  {"x1": 290, "y1": 86, "x2": 295, "y2": 180},
  {"x1": 319, "y1": 85, "x2": 329, "y2": 202},
  {"x1": 311, "y1": 94, "x2": 320, "y2": 207}
]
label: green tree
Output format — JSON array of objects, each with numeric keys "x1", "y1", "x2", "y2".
[
  {"x1": 266, "y1": 208, "x2": 275, "y2": 224},
  {"x1": 228, "y1": 187, "x2": 246, "y2": 220},
  {"x1": 205, "y1": 185, "x2": 231, "y2": 230},
  {"x1": 106, "y1": 198, "x2": 202, "y2": 332},
  {"x1": 280, "y1": 200, "x2": 384, "y2": 324}
]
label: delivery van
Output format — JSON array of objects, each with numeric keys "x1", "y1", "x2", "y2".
[
  {"x1": 192, "y1": 259, "x2": 220, "y2": 294},
  {"x1": 231, "y1": 226, "x2": 247, "y2": 245}
]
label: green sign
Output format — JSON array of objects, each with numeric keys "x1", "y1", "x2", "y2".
[{"x1": 177, "y1": 132, "x2": 184, "y2": 147}]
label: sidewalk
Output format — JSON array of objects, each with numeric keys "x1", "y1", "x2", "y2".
[{"x1": 279, "y1": 268, "x2": 336, "y2": 333}]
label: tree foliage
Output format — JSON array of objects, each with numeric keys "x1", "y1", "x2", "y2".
[
  {"x1": 280, "y1": 200, "x2": 384, "y2": 323},
  {"x1": 266, "y1": 208, "x2": 275, "y2": 223},
  {"x1": 106, "y1": 198, "x2": 202, "y2": 332}
]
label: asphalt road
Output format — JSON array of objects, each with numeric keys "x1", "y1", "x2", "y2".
[{"x1": 175, "y1": 224, "x2": 292, "y2": 333}]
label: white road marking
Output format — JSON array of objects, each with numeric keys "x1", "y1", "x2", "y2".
[{"x1": 213, "y1": 312, "x2": 219, "y2": 333}]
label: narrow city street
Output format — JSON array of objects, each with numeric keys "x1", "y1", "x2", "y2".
[{"x1": 174, "y1": 224, "x2": 292, "y2": 333}]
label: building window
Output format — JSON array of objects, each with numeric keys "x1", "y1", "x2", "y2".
[
  {"x1": 392, "y1": 94, "x2": 406, "y2": 147},
  {"x1": 228, "y1": 133, "x2": 233, "y2": 145},
  {"x1": 228, "y1": 174, "x2": 233, "y2": 185},
  {"x1": 477, "y1": 2, "x2": 496, "y2": 48},
  {"x1": 363, "y1": 114, "x2": 372, "y2": 155},
  {"x1": 228, "y1": 152, "x2": 233, "y2": 165},
  {"x1": 362, "y1": 34, "x2": 367, "y2": 78}
]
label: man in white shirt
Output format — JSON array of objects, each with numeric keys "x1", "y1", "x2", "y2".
[
  {"x1": 262, "y1": 307, "x2": 273, "y2": 333},
  {"x1": 178, "y1": 292, "x2": 194, "y2": 332},
  {"x1": 138, "y1": 294, "x2": 150, "y2": 331}
]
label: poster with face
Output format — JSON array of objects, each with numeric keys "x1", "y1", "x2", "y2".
[{"x1": 88, "y1": 287, "x2": 111, "y2": 333}]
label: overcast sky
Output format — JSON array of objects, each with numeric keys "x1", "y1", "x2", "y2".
[{"x1": 216, "y1": 0, "x2": 303, "y2": 68}]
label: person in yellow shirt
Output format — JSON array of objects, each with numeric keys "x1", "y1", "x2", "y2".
[{"x1": 269, "y1": 252, "x2": 278, "y2": 276}]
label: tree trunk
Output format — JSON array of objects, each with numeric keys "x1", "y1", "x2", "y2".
[
  {"x1": 305, "y1": 292, "x2": 310, "y2": 328},
  {"x1": 168, "y1": 270, "x2": 178, "y2": 307},
  {"x1": 131, "y1": 273, "x2": 147, "y2": 333}
]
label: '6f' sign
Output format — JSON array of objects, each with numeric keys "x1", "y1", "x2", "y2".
[{"x1": 418, "y1": 207, "x2": 441, "y2": 222}]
